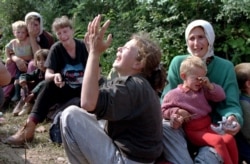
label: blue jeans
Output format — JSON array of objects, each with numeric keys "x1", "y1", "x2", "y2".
[
  {"x1": 60, "y1": 105, "x2": 153, "y2": 164},
  {"x1": 162, "y1": 120, "x2": 223, "y2": 164}
]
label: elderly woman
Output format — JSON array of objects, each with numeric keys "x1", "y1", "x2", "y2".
[{"x1": 161, "y1": 20, "x2": 243, "y2": 164}]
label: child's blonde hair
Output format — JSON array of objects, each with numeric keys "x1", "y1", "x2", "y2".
[
  {"x1": 180, "y1": 56, "x2": 207, "y2": 75},
  {"x1": 235, "y1": 63, "x2": 250, "y2": 93},
  {"x1": 12, "y1": 20, "x2": 27, "y2": 31},
  {"x1": 33, "y1": 49, "x2": 49, "y2": 67}
]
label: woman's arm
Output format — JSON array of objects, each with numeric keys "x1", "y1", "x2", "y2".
[{"x1": 81, "y1": 15, "x2": 112, "y2": 111}]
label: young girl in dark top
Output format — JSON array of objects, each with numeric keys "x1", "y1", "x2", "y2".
[{"x1": 12, "y1": 49, "x2": 49, "y2": 116}]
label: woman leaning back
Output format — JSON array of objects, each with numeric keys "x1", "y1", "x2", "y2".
[{"x1": 60, "y1": 15, "x2": 167, "y2": 163}]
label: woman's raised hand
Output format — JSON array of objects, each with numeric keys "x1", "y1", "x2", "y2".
[{"x1": 86, "y1": 15, "x2": 112, "y2": 57}]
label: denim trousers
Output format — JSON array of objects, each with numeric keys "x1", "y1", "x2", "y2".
[
  {"x1": 60, "y1": 105, "x2": 153, "y2": 164},
  {"x1": 162, "y1": 120, "x2": 223, "y2": 164}
]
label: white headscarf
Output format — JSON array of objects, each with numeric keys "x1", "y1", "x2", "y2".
[
  {"x1": 185, "y1": 20, "x2": 215, "y2": 60},
  {"x1": 25, "y1": 12, "x2": 43, "y2": 35}
]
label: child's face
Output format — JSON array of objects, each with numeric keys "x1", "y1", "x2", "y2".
[
  {"x1": 183, "y1": 67, "x2": 206, "y2": 91},
  {"x1": 13, "y1": 27, "x2": 28, "y2": 41},
  {"x1": 36, "y1": 57, "x2": 46, "y2": 71}
]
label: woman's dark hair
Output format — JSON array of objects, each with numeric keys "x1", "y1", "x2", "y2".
[{"x1": 132, "y1": 33, "x2": 167, "y2": 92}]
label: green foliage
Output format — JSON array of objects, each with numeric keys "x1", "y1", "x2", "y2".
[
  {"x1": 0, "y1": 0, "x2": 36, "y2": 54},
  {"x1": 0, "y1": 0, "x2": 250, "y2": 73},
  {"x1": 215, "y1": 0, "x2": 250, "y2": 64}
]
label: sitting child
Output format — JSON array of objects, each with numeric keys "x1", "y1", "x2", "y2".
[
  {"x1": 5, "y1": 20, "x2": 33, "y2": 102},
  {"x1": 161, "y1": 56, "x2": 238, "y2": 164},
  {"x1": 13, "y1": 49, "x2": 49, "y2": 116},
  {"x1": 234, "y1": 63, "x2": 250, "y2": 163}
]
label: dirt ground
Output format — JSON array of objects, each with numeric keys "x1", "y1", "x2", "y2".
[
  {"x1": 0, "y1": 142, "x2": 67, "y2": 164},
  {"x1": 0, "y1": 109, "x2": 68, "y2": 164}
]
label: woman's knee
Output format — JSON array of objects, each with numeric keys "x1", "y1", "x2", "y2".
[{"x1": 61, "y1": 105, "x2": 82, "y2": 120}]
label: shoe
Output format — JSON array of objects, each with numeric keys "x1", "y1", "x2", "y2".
[
  {"x1": 18, "y1": 103, "x2": 33, "y2": 116},
  {"x1": 12, "y1": 99, "x2": 25, "y2": 116},
  {"x1": 11, "y1": 95, "x2": 20, "y2": 102},
  {"x1": 11, "y1": 84, "x2": 21, "y2": 102},
  {"x1": 4, "y1": 119, "x2": 36, "y2": 145}
]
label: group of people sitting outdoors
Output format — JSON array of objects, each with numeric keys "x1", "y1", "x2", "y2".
[{"x1": 0, "y1": 11, "x2": 249, "y2": 164}]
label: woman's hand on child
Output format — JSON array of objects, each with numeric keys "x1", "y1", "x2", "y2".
[
  {"x1": 224, "y1": 115, "x2": 241, "y2": 135},
  {"x1": 14, "y1": 58, "x2": 27, "y2": 72}
]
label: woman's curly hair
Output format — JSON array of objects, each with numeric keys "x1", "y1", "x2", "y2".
[{"x1": 132, "y1": 33, "x2": 167, "y2": 92}]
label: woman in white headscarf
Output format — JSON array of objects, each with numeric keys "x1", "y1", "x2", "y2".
[
  {"x1": 24, "y1": 11, "x2": 55, "y2": 72},
  {"x1": 160, "y1": 20, "x2": 243, "y2": 164},
  {"x1": 2, "y1": 12, "x2": 55, "y2": 104},
  {"x1": 25, "y1": 11, "x2": 54, "y2": 53}
]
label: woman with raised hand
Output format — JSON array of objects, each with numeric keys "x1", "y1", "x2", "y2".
[{"x1": 60, "y1": 15, "x2": 166, "y2": 164}]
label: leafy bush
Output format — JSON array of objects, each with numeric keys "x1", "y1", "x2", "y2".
[{"x1": 1, "y1": 0, "x2": 250, "y2": 73}]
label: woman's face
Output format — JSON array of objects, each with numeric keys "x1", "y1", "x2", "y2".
[
  {"x1": 27, "y1": 19, "x2": 40, "y2": 36},
  {"x1": 113, "y1": 39, "x2": 141, "y2": 76},
  {"x1": 55, "y1": 27, "x2": 74, "y2": 46},
  {"x1": 187, "y1": 27, "x2": 209, "y2": 58}
]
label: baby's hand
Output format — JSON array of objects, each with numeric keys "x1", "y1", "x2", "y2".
[
  {"x1": 170, "y1": 114, "x2": 184, "y2": 129},
  {"x1": 197, "y1": 76, "x2": 214, "y2": 90},
  {"x1": 176, "y1": 108, "x2": 194, "y2": 122},
  {"x1": 15, "y1": 58, "x2": 27, "y2": 72}
]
